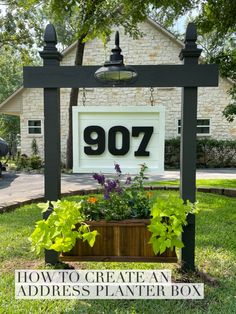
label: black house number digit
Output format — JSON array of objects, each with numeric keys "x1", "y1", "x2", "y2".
[
  {"x1": 108, "y1": 126, "x2": 130, "y2": 155},
  {"x1": 84, "y1": 125, "x2": 105, "y2": 155},
  {"x1": 84, "y1": 125, "x2": 153, "y2": 156},
  {"x1": 132, "y1": 126, "x2": 153, "y2": 156}
]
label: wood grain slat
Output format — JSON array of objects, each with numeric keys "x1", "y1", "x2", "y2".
[{"x1": 61, "y1": 219, "x2": 177, "y2": 263}]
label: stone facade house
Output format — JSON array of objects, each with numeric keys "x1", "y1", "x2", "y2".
[{"x1": 0, "y1": 19, "x2": 235, "y2": 165}]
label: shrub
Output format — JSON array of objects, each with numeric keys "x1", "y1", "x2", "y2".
[
  {"x1": 16, "y1": 153, "x2": 43, "y2": 171},
  {"x1": 28, "y1": 155, "x2": 43, "y2": 169},
  {"x1": 165, "y1": 138, "x2": 236, "y2": 168},
  {"x1": 197, "y1": 138, "x2": 236, "y2": 167},
  {"x1": 31, "y1": 138, "x2": 39, "y2": 156},
  {"x1": 16, "y1": 154, "x2": 29, "y2": 170}
]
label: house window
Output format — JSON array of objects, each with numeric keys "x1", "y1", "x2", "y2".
[
  {"x1": 28, "y1": 120, "x2": 42, "y2": 134},
  {"x1": 178, "y1": 119, "x2": 210, "y2": 135}
]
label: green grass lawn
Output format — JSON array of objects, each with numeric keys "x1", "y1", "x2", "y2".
[
  {"x1": 146, "y1": 179, "x2": 236, "y2": 189},
  {"x1": 0, "y1": 191, "x2": 236, "y2": 313}
]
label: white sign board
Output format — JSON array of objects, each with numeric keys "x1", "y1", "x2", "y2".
[{"x1": 72, "y1": 106, "x2": 165, "y2": 174}]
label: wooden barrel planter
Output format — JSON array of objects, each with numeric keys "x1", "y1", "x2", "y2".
[{"x1": 61, "y1": 219, "x2": 177, "y2": 263}]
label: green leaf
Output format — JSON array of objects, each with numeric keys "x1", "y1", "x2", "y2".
[
  {"x1": 82, "y1": 230, "x2": 99, "y2": 247},
  {"x1": 151, "y1": 238, "x2": 161, "y2": 255},
  {"x1": 159, "y1": 242, "x2": 167, "y2": 254},
  {"x1": 37, "y1": 202, "x2": 50, "y2": 213},
  {"x1": 172, "y1": 238, "x2": 184, "y2": 249},
  {"x1": 165, "y1": 238, "x2": 171, "y2": 248},
  {"x1": 30, "y1": 199, "x2": 99, "y2": 254}
]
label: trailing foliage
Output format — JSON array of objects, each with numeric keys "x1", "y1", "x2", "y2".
[
  {"x1": 148, "y1": 195, "x2": 198, "y2": 254},
  {"x1": 29, "y1": 200, "x2": 99, "y2": 254},
  {"x1": 165, "y1": 138, "x2": 236, "y2": 168}
]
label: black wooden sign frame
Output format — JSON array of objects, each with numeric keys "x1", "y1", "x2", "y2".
[{"x1": 23, "y1": 23, "x2": 219, "y2": 271}]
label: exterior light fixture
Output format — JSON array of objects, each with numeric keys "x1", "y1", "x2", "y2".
[{"x1": 94, "y1": 31, "x2": 138, "y2": 85}]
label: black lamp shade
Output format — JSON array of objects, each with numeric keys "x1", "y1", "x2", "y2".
[
  {"x1": 95, "y1": 64, "x2": 138, "y2": 83},
  {"x1": 94, "y1": 31, "x2": 138, "y2": 85}
]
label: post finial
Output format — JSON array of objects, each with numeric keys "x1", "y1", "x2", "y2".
[
  {"x1": 44, "y1": 23, "x2": 57, "y2": 45},
  {"x1": 40, "y1": 23, "x2": 62, "y2": 62},
  {"x1": 179, "y1": 22, "x2": 202, "y2": 61},
  {"x1": 115, "y1": 31, "x2": 120, "y2": 48},
  {"x1": 185, "y1": 23, "x2": 197, "y2": 43}
]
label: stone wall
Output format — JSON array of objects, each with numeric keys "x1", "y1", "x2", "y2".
[{"x1": 21, "y1": 88, "x2": 44, "y2": 158}]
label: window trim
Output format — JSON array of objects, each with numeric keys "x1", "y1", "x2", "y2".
[
  {"x1": 177, "y1": 118, "x2": 211, "y2": 136},
  {"x1": 27, "y1": 119, "x2": 43, "y2": 136}
]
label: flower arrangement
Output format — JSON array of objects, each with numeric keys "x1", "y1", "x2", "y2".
[
  {"x1": 81, "y1": 163, "x2": 153, "y2": 221},
  {"x1": 29, "y1": 163, "x2": 199, "y2": 257}
]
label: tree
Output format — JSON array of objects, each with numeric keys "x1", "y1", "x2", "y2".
[
  {"x1": 0, "y1": 48, "x2": 22, "y2": 157},
  {"x1": 199, "y1": 39, "x2": 236, "y2": 122},
  {"x1": 0, "y1": 114, "x2": 20, "y2": 157},
  {"x1": 195, "y1": 0, "x2": 236, "y2": 122},
  {"x1": 0, "y1": 48, "x2": 22, "y2": 102},
  {"x1": 156, "y1": 0, "x2": 236, "y2": 122},
  {"x1": 0, "y1": 2, "x2": 44, "y2": 61},
  {"x1": 0, "y1": 3, "x2": 45, "y2": 158}
]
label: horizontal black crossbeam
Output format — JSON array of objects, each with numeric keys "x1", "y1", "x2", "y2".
[{"x1": 24, "y1": 64, "x2": 218, "y2": 88}]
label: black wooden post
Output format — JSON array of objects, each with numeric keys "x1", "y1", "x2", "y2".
[
  {"x1": 39, "y1": 24, "x2": 62, "y2": 264},
  {"x1": 179, "y1": 24, "x2": 202, "y2": 271}
]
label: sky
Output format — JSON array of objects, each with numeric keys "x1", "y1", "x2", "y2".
[{"x1": 0, "y1": 3, "x2": 6, "y2": 12}]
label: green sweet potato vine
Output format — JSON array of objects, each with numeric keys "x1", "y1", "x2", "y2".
[
  {"x1": 29, "y1": 200, "x2": 99, "y2": 254},
  {"x1": 148, "y1": 195, "x2": 199, "y2": 255}
]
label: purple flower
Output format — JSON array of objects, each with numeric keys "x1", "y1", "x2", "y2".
[
  {"x1": 104, "y1": 192, "x2": 110, "y2": 200},
  {"x1": 114, "y1": 163, "x2": 121, "y2": 174},
  {"x1": 103, "y1": 179, "x2": 119, "y2": 199},
  {"x1": 93, "y1": 173, "x2": 105, "y2": 185},
  {"x1": 115, "y1": 186, "x2": 123, "y2": 194},
  {"x1": 105, "y1": 179, "x2": 117, "y2": 192},
  {"x1": 125, "y1": 176, "x2": 132, "y2": 185}
]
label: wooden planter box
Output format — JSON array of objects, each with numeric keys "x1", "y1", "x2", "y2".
[{"x1": 61, "y1": 219, "x2": 177, "y2": 263}]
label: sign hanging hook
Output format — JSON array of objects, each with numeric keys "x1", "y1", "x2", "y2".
[
  {"x1": 82, "y1": 88, "x2": 86, "y2": 106},
  {"x1": 150, "y1": 87, "x2": 154, "y2": 106}
]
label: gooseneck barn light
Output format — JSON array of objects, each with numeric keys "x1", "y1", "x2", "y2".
[{"x1": 94, "y1": 31, "x2": 138, "y2": 85}]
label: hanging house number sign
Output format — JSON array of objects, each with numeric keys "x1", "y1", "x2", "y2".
[{"x1": 72, "y1": 106, "x2": 165, "y2": 173}]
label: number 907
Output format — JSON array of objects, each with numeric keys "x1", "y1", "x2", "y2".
[{"x1": 84, "y1": 126, "x2": 153, "y2": 156}]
